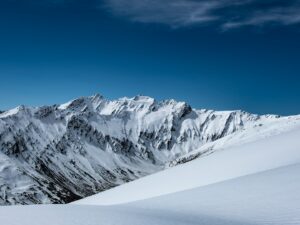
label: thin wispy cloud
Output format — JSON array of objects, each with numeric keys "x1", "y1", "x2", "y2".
[
  {"x1": 223, "y1": 5, "x2": 300, "y2": 29},
  {"x1": 103, "y1": 0, "x2": 222, "y2": 27},
  {"x1": 7, "y1": 0, "x2": 300, "y2": 29},
  {"x1": 103, "y1": 0, "x2": 300, "y2": 29}
]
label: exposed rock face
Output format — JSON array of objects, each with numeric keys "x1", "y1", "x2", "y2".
[{"x1": 0, "y1": 94, "x2": 281, "y2": 205}]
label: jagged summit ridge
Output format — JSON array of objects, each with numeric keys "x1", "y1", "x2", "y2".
[{"x1": 0, "y1": 94, "x2": 291, "y2": 205}]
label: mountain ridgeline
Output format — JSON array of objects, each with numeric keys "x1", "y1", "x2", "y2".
[{"x1": 0, "y1": 94, "x2": 281, "y2": 205}]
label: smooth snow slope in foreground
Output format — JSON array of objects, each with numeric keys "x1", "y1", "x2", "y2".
[
  {"x1": 75, "y1": 124, "x2": 300, "y2": 205},
  {"x1": 1, "y1": 163, "x2": 300, "y2": 225}
]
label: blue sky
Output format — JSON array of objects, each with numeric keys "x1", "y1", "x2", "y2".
[{"x1": 0, "y1": 0, "x2": 300, "y2": 115}]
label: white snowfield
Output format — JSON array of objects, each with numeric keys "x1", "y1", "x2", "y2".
[{"x1": 1, "y1": 120, "x2": 300, "y2": 225}]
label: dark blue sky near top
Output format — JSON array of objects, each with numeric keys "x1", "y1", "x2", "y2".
[{"x1": 0, "y1": 0, "x2": 300, "y2": 115}]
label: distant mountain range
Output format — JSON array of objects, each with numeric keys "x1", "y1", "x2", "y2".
[{"x1": 0, "y1": 94, "x2": 297, "y2": 205}]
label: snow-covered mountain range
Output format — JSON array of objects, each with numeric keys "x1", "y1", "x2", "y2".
[
  {"x1": 0, "y1": 94, "x2": 298, "y2": 205},
  {"x1": 1, "y1": 109, "x2": 300, "y2": 225}
]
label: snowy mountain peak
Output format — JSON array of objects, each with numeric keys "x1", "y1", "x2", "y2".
[
  {"x1": 0, "y1": 94, "x2": 298, "y2": 205},
  {"x1": 132, "y1": 95, "x2": 155, "y2": 102},
  {"x1": 0, "y1": 105, "x2": 30, "y2": 119},
  {"x1": 92, "y1": 93, "x2": 103, "y2": 100}
]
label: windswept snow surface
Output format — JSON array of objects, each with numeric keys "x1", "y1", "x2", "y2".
[
  {"x1": 1, "y1": 163, "x2": 300, "y2": 225},
  {"x1": 126, "y1": 163, "x2": 300, "y2": 225}
]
